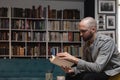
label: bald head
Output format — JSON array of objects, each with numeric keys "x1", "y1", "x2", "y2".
[{"x1": 80, "y1": 17, "x2": 97, "y2": 29}]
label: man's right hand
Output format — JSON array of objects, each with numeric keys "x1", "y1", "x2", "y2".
[{"x1": 61, "y1": 66, "x2": 74, "y2": 73}]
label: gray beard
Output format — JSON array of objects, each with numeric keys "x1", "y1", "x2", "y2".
[{"x1": 83, "y1": 33, "x2": 93, "y2": 42}]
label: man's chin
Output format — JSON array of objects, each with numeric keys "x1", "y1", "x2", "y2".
[
  {"x1": 83, "y1": 38, "x2": 90, "y2": 42},
  {"x1": 83, "y1": 38, "x2": 88, "y2": 42}
]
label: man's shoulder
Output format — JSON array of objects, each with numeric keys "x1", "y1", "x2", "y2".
[
  {"x1": 95, "y1": 33, "x2": 115, "y2": 45},
  {"x1": 94, "y1": 33, "x2": 115, "y2": 47},
  {"x1": 97, "y1": 33, "x2": 112, "y2": 41}
]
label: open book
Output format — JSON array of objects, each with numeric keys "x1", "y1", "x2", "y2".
[{"x1": 49, "y1": 55, "x2": 74, "y2": 68}]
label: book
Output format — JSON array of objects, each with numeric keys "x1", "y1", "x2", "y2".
[{"x1": 49, "y1": 55, "x2": 74, "y2": 68}]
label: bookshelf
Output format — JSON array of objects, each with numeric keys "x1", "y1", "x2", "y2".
[{"x1": 0, "y1": 0, "x2": 84, "y2": 59}]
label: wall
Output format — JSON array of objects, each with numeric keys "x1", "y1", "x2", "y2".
[{"x1": 95, "y1": 0, "x2": 117, "y2": 44}]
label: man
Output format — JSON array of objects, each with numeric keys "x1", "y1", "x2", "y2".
[{"x1": 56, "y1": 17, "x2": 120, "y2": 80}]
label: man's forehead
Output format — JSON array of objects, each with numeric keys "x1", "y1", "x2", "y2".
[{"x1": 79, "y1": 23, "x2": 88, "y2": 29}]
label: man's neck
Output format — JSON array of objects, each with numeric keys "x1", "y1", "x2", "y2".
[{"x1": 88, "y1": 33, "x2": 96, "y2": 45}]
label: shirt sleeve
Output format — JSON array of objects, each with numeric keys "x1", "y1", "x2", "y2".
[
  {"x1": 75, "y1": 39, "x2": 115, "y2": 72},
  {"x1": 72, "y1": 67, "x2": 85, "y2": 74}
]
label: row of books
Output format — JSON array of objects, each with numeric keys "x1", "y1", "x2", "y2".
[
  {"x1": 0, "y1": 19, "x2": 79, "y2": 30},
  {"x1": 0, "y1": 6, "x2": 45, "y2": 18},
  {"x1": 0, "y1": 47, "x2": 9, "y2": 55},
  {"x1": 63, "y1": 45, "x2": 83, "y2": 57},
  {"x1": 0, "y1": 7, "x2": 8, "y2": 17},
  {"x1": 0, "y1": 44, "x2": 83, "y2": 57},
  {"x1": 12, "y1": 46, "x2": 41, "y2": 56},
  {"x1": 0, "y1": 44, "x2": 9, "y2": 55},
  {"x1": 11, "y1": 32, "x2": 46, "y2": 41},
  {"x1": 11, "y1": 20, "x2": 79, "y2": 30},
  {"x1": 11, "y1": 19, "x2": 25, "y2": 29},
  {"x1": 12, "y1": 7, "x2": 80, "y2": 19},
  {"x1": 0, "y1": 32, "x2": 9, "y2": 40},
  {"x1": 11, "y1": 19, "x2": 46, "y2": 30},
  {"x1": 0, "y1": 6, "x2": 80, "y2": 19},
  {"x1": 11, "y1": 6, "x2": 46, "y2": 18},
  {"x1": 0, "y1": 19, "x2": 9, "y2": 29},
  {"x1": 1, "y1": 31, "x2": 80, "y2": 42},
  {"x1": 49, "y1": 32, "x2": 80, "y2": 42},
  {"x1": 26, "y1": 20, "x2": 46, "y2": 30},
  {"x1": 48, "y1": 5, "x2": 80, "y2": 19},
  {"x1": 11, "y1": 44, "x2": 46, "y2": 57},
  {"x1": 48, "y1": 21, "x2": 79, "y2": 31},
  {"x1": 49, "y1": 46, "x2": 61, "y2": 55},
  {"x1": 63, "y1": 9, "x2": 80, "y2": 19},
  {"x1": 49, "y1": 45, "x2": 83, "y2": 57},
  {"x1": 0, "y1": 31, "x2": 80, "y2": 42}
]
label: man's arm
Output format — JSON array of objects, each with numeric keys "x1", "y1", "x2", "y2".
[{"x1": 77, "y1": 39, "x2": 115, "y2": 72}]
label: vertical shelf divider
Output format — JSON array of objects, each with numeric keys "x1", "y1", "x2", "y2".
[
  {"x1": 9, "y1": 7, "x2": 12, "y2": 59},
  {"x1": 46, "y1": 6, "x2": 49, "y2": 59}
]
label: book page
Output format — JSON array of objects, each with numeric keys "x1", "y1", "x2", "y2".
[{"x1": 49, "y1": 55, "x2": 74, "y2": 68}]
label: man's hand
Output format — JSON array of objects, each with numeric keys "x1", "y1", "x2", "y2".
[
  {"x1": 56, "y1": 52, "x2": 79, "y2": 64},
  {"x1": 61, "y1": 66, "x2": 74, "y2": 73}
]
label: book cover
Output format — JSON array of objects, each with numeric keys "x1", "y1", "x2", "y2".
[{"x1": 49, "y1": 55, "x2": 74, "y2": 68}]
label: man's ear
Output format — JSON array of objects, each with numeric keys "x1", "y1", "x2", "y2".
[{"x1": 91, "y1": 27, "x2": 96, "y2": 32}]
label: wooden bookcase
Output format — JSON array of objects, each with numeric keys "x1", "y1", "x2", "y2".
[{"x1": 0, "y1": 0, "x2": 84, "y2": 59}]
